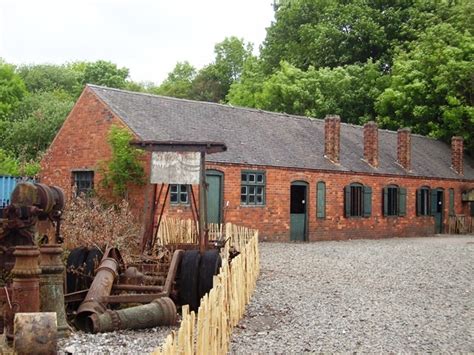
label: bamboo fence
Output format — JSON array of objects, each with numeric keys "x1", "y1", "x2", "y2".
[
  {"x1": 153, "y1": 221, "x2": 260, "y2": 355},
  {"x1": 155, "y1": 218, "x2": 198, "y2": 246},
  {"x1": 447, "y1": 215, "x2": 473, "y2": 234}
]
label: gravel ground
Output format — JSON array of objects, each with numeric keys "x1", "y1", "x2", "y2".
[
  {"x1": 58, "y1": 325, "x2": 177, "y2": 354},
  {"x1": 230, "y1": 236, "x2": 474, "y2": 353}
]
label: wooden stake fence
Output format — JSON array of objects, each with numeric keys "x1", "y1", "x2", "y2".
[
  {"x1": 153, "y1": 220, "x2": 259, "y2": 355},
  {"x1": 447, "y1": 215, "x2": 473, "y2": 234}
]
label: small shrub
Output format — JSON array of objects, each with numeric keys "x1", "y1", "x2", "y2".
[{"x1": 100, "y1": 125, "x2": 145, "y2": 198}]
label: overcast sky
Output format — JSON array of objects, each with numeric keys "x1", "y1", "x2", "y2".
[{"x1": 0, "y1": 0, "x2": 275, "y2": 85}]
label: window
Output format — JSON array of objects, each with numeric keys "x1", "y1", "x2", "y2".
[
  {"x1": 241, "y1": 171, "x2": 265, "y2": 205},
  {"x1": 416, "y1": 187, "x2": 430, "y2": 216},
  {"x1": 316, "y1": 181, "x2": 326, "y2": 218},
  {"x1": 170, "y1": 184, "x2": 189, "y2": 204},
  {"x1": 383, "y1": 185, "x2": 406, "y2": 217},
  {"x1": 344, "y1": 183, "x2": 372, "y2": 218},
  {"x1": 73, "y1": 171, "x2": 94, "y2": 196}
]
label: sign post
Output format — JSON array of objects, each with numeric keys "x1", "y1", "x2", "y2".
[{"x1": 131, "y1": 141, "x2": 227, "y2": 254}]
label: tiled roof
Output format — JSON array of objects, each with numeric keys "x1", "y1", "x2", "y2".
[{"x1": 89, "y1": 85, "x2": 474, "y2": 180}]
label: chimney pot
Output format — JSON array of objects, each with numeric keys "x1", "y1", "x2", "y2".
[
  {"x1": 364, "y1": 121, "x2": 379, "y2": 167},
  {"x1": 324, "y1": 115, "x2": 341, "y2": 163},
  {"x1": 397, "y1": 128, "x2": 411, "y2": 170},
  {"x1": 451, "y1": 136, "x2": 464, "y2": 175}
]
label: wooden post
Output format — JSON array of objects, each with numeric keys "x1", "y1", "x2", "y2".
[{"x1": 199, "y1": 152, "x2": 208, "y2": 253}]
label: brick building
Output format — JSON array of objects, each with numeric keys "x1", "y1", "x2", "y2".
[{"x1": 40, "y1": 85, "x2": 474, "y2": 241}]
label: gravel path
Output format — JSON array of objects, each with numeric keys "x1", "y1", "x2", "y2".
[
  {"x1": 230, "y1": 236, "x2": 474, "y2": 353},
  {"x1": 58, "y1": 326, "x2": 176, "y2": 354}
]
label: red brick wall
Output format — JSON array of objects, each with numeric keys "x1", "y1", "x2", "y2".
[
  {"x1": 135, "y1": 162, "x2": 473, "y2": 242},
  {"x1": 40, "y1": 87, "x2": 144, "y2": 204},
  {"x1": 41, "y1": 88, "x2": 474, "y2": 242}
]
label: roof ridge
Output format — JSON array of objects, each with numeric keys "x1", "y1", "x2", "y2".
[
  {"x1": 88, "y1": 84, "x2": 322, "y2": 123},
  {"x1": 87, "y1": 84, "x2": 443, "y2": 139}
]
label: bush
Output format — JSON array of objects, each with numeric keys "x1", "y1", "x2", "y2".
[
  {"x1": 61, "y1": 196, "x2": 141, "y2": 262},
  {"x1": 100, "y1": 125, "x2": 145, "y2": 198}
]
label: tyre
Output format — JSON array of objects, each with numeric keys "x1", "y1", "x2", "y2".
[
  {"x1": 66, "y1": 246, "x2": 88, "y2": 312},
  {"x1": 66, "y1": 247, "x2": 88, "y2": 294},
  {"x1": 83, "y1": 247, "x2": 103, "y2": 289},
  {"x1": 178, "y1": 250, "x2": 201, "y2": 312},
  {"x1": 198, "y1": 250, "x2": 222, "y2": 300}
]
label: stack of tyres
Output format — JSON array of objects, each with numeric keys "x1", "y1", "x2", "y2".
[{"x1": 179, "y1": 250, "x2": 222, "y2": 311}]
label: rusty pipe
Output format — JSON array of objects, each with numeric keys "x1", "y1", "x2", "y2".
[
  {"x1": 113, "y1": 284, "x2": 164, "y2": 292},
  {"x1": 75, "y1": 257, "x2": 118, "y2": 331},
  {"x1": 88, "y1": 297, "x2": 177, "y2": 333}
]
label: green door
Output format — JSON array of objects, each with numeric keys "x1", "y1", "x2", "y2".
[
  {"x1": 290, "y1": 182, "x2": 308, "y2": 241},
  {"x1": 206, "y1": 170, "x2": 223, "y2": 224},
  {"x1": 431, "y1": 188, "x2": 444, "y2": 233}
]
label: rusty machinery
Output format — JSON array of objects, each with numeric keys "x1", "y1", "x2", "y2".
[
  {"x1": 64, "y1": 141, "x2": 229, "y2": 333},
  {"x1": 0, "y1": 141, "x2": 230, "y2": 353},
  {"x1": 0, "y1": 182, "x2": 66, "y2": 354}
]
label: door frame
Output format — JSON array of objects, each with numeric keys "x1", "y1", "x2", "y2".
[
  {"x1": 205, "y1": 169, "x2": 224, "y2": 224},
  {"x1": 290, "y1": 180, "x2": 309, "y2": 242},
  {"x1": 434, "y1": 187, "x2": 444, "y2": 234}
]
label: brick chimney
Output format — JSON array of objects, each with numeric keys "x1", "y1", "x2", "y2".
[
  {"x1": 324, "y1": 115, "x2": 341, "y2": 163},
  {"x1": 364, "y1": 121, "x2": 378, "y2": 168},
  {"x1": 397, "y1": 128, "x2": 411, "y2": 170},
  {"x1": 451, "y1": 136, "x2": 464, "y2": 175}
]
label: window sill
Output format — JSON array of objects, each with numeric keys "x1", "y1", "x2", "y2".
[{"x1": 240, "y1": 204, "x2": 266, "y2": 208}]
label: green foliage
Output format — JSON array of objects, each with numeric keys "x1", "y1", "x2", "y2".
[
  {"x1": 226, "y1": 56, "x2": 267, "y2": 107},
  {"x1": 153, "y1": 61, "x2": 196, "y2": 98},
  {"x1": 0, "y1": 148, "x2": 20, "y2": 175},
  {"x1": 159, "y1": 37, "x2": 254, "y2": 103},
  {"x1": 18, "y1": 64, "x2": 82, "y2": 98},
  {"x1": 101, "y1": 126, "x2": 145, "y2": 197},
  {"x1": 2, "y1": 90, "x2": 74, "y2": 160},
  {"x1": 20, "y1": 161, "x2": 40, "y2": 177},
  {"x1": 261, "y1": 0, "x2": 460, "y2": 73},
  {"x1": 191, "y1": 37, "x2": 253, "y2": 102},
  {"x1": 376, "y1": 23, "x2": 474, "y2": 153},
  {"x1": 0, "y1": 60, "x2": 27, "y2": 120},
  {"x1": 229, "y1": 60, "x2": 388, "y2": 123},
  {"x1": 71, "y1": 60, "x2": 129, "y2": 89},
  {"x1": 0, "y1": 148, "x2": 37, "y2": 177}
]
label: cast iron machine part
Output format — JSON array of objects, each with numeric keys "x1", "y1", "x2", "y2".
[{"x1": 0, "y1": 182, "x2": 66, "y2": 353}]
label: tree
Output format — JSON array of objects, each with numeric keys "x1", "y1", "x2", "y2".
[
  {"x1": 17, "y1": 64, "x2": 82, "y2": 98},
  {"x1": 214, "y1": 36, "x2": 253, "y2": 84},
  {"x1": 376, "y1": 23, "x2": 474, "y2": 153},
  {"x1": 229, "y1": 60, "x2": 388, "y2": 123},
  {"x1": 190, "y1": 64, "x2": 226, "y2": 102},
  {"x1": 153, "y1": 61, "x2": 196, "y2": 98},
  {"x1": 260, "y1": 0, "x2": 461, "y2": 73},
  {"x1": 226, "y1": 56, "x2": 267, "y2": 107},
  {"x1": 0, "y1": 60, "x2": 27, "y2": 120},
  {"x1": 193, "y1": 37, "x2": 253, "y2": 102},
  {"x1": 71, "y1": 60, "x2": 129, "y2": 89},
  {"x1": 2, "y1": 90, "x2": 74, "y2": 160}
]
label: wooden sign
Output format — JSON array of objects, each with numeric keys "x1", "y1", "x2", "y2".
[{"x1": 150, "y1": 152, "x2": 201, "y2": 184}]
